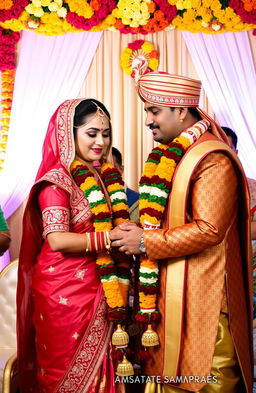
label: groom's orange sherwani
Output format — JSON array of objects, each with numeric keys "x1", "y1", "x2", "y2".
[{"x1": 143, "y1": 132, "x2": 253, "y2": 393}]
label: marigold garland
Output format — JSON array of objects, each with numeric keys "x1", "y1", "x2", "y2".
[
  {"x1": 70, "y1": 159, "x2": 131, "y2": 321},
  {"x1": 0, "y1": 0, "x2": 28, "y2": 22},
  {"x1": 0, "y1": 28, "x2": 20, "y2": 171},
  {"x1": 66, "y1": 0, "x2": 116, "y2": 31},
  {"x1": 120, "y1": 39, "x2": 159, "y2": 78},
  {"x1": 229, "y1": 0, "x2": 256, "y2": 24},
  {"x1": 169, "y1": 0, "x2": 254, "y2": 32},
  {"x1": 112, "y1": 0, "x2": 177, "y2": 34},
  {"x1": 25, "y1": 0, "x2": 68, "y2": 19},
  {"x1": 137, "y1": 119, "x2": 210, "y2": 325},
  {"x1": 0, "y1": 0, "x2": 255, "y2": 34}
]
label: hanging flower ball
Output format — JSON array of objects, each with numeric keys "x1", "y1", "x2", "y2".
[{"x1": 120, "y1": 39, "x2": 159, "y2": 79}]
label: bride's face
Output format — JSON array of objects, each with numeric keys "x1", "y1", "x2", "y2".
[{"x1": 74, "y1": 112, "x2": 111, "y2": 162}]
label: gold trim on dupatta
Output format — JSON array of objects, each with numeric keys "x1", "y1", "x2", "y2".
[{"x1": 163, "y1": 140, "x2": 248, "y2": 378}]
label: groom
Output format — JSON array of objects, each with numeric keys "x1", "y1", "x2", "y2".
[{"x1": 110, "y1": 72, "x2": 253, "y2": 393}]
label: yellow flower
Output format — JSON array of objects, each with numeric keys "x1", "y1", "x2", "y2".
[
  {"x1": 95, "y1": 222, "x2": 112, "y2": 231},
  {"x1": 191, "y1": 0, "x2": 202, "y2": 8},
  {"x1": 141, "y1": 257, "x2": 158, "y2": 270},
  {"x1": 174, "y1": 135, "x2": 191, "y2": 148},
  {"x1": 0, "y1": 0, "x2": 13, "y2": 10},
  {"x1": 65, "y1": 0, "x2": 94, "y2": 19},
  {"x1": 102, "y1": 163, "x2": 115, "y2": 171},
  {"x1": 102, "y1": 281, "x2": 124, "y2": 308},
  {"x1": 32, "y1": 0, "x2": 42, "y2": 6},
  {"x1": 140, "y1": 213, "x2": 159, "y2": 226},
  {"x1": 80, "y1": 176, "x2": 96, "y2": 191},
  {"x1": 141, "y1": 42, "x2": 154, "y2": 53},
  {"x1": 41, "y1": 0, "x2": 51, "y2": 5},
  {"x1": 183, "y1": 0, "x2": 193, "y2": 8},
  {"x1": 25, "y1": 3, "x2": 37, "y2": 13},
  {"x1": 139, "y1": 199, "x2": 149, "y2": 210},
  {"x1": 139, "y1": 292, "x2": 157, "y2": 308},
  {"x1": 91, "y1": 204, "x2": 110, "y2": 214},
  {"x1": 108, "y1": 183, "x2": 123, "y2": 193},
  {"x1": 112, "y1": 202, "x2": 129, "y2": 212},
  {"x1": 48, "y1": 2, "x2": 58, "y2": 11},
  {"x1": 143, "y1": 162, "x2": 157, "y2": 177},
  {"x1": 211, "y1": 0, "x2": 221, "y2": 10},
  {"x1": 148, "y1": 58, "x2": 159, "y2": 70},
  {"x1": 176, "y1": 0, "x2": 185, "y2": 9}
]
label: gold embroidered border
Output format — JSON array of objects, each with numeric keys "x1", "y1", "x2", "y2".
[
  {"x1": 56, "y1": 99, "x2": 84, "y2": 171},
  {"x1": 38, "y1": 169, "x2": 91, "y2": 227},
  {"x1": 55, "y1": 289, "x2": 112, "y2": 393},
  {"x1": 42, "y1": 206, "x2": 70, "y2": 238}
]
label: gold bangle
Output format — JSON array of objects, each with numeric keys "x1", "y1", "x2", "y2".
[
  {"x1": 94, "y1": 232, "x2": 98, "y2": 252},
  {"x1": 85, "y1": 233, "x2": 91, "y2": 252},
  {"x1": 104, "y1": 231, "x2": 111, "y2": 250}
]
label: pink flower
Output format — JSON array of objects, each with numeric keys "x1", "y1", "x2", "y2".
[
  {"x1": 66, "y1": 0, "x2": 116, "y2": 31},
  {"x1": 128, "y1": 39, "x2": 144, "y2": 50},
  {"x1": 229, "y1": 0, "x2": 256, "y2": 24},
  {"x1": 0, "y1": 28, "x2": 20, "y2": 71},
  {"x1": 0, "y1": 0, "x2": 29, "y2": 22}
]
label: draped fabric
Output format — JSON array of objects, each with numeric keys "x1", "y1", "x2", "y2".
[
  {"x1": 182, "y1": 30, "x2": 256, "y2": 179},
  {"x1": 0, "y1": 30, "x2": 102, "y2": 268},
  {"x1": 16, "y1": 99, "x2": 115, "y2": 393},
  {"x1": 0, "y1": 31, "x2": 102, "y2": 217}
]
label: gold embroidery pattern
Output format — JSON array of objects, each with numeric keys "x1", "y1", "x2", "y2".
[
  {"x1": 55, "y1": 294, "x2": 111, "y2": 393},
  {"x1": 39, "y1": 169, "x2": 91, "y2": 226},
  {"x1": 42, "y1": 206, "x2": 70, "y2": 238},
  {"x1": 57, "y1": 99, "x2": 84, "y2": 170}
]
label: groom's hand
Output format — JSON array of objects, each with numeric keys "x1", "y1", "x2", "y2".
[{"x1": 110, "y1": 224, "x2": 143, "y2": 255}]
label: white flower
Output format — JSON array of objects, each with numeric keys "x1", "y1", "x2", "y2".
[
  {"x1": 57, "y1": 6, "x2": 67, "y2": 18},
  {"x1": 140, "y1": 185, "x2": 151, "y2": 194},
  {"x1": 211, "y1": 23, "x2": 221, "y2": 31},
  {"x1": 140, "y1": 267, "x2": 159, "y2": 274},
  {"x1": 48, "y1": 1, "x2": 58, "y2": 11},
  {"x1": 34, "y1": 6, "x2": 44, "y2": 17},
  {"x1": 32, "y1": 0, "x2": 42, "y2": 6},
  {"x1": 110, "y1": 191, "x2": 127, "y2": 202},
  {"x1": 101, "y1": 275, "x2": 118, "y2": 282},
  {"x1": 117, "y1": 278, "x2": 130, "y2": 285},
  {"x1": 87, "y1": 190, "x2": 105, "y2": 203},
  {"x1": 201, "y1": 20, "x2": 209, "y2": 27},
  {"x1": 140, "y1": 276, "x2": 158, "y2": 284}
]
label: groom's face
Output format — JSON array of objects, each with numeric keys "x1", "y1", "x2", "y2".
[{"x1": 144, "y1": 102, "x2": 182, "y2": 144}]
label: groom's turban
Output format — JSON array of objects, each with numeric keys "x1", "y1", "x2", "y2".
[{"x1": 137, "y1": 71, "x2": 201, "y2": 108}]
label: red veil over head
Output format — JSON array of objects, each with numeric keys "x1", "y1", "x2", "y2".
[{"x1": 16, "y1": 98, "x2": 92, "y2": 391}]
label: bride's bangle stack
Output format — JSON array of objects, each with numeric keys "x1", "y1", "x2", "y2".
[{"x1": 85, "y1": 231, "x2": 111, "y2": 252}]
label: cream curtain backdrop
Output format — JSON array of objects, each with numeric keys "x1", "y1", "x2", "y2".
[{"x1": 79, "y1": 29, "x2": 213, "y2": 192}]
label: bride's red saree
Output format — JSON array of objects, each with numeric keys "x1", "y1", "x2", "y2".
[{"x1": 17, "y1": 99, "x2": 117, "y2": 393}]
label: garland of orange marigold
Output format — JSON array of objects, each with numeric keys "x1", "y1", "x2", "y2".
[
  {"x1": 71, "y1": 159, "x2": 131, "y2": 321},
  {"x1": 137, "y1": 119, "x2": 210, "y2": 325}
]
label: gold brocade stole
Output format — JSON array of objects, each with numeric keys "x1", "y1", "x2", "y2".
[{"x1": 163, "y1": 140, "x2": 251, "y2": 378}]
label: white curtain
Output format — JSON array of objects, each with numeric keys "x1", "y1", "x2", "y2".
[
  {"x1": 0, "y1": 30, "x2": 102, "y2": 268},
  {"x1": 182, "y1": 31, "x2": 256, "y2": 179},
  {"x1": 0, "y1": 30, "x2": 102, "y2": 217}
]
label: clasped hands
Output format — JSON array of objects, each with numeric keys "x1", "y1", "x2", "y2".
[{"x1": 110, "y1": 223, "x2": 143, "y2": 255}]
